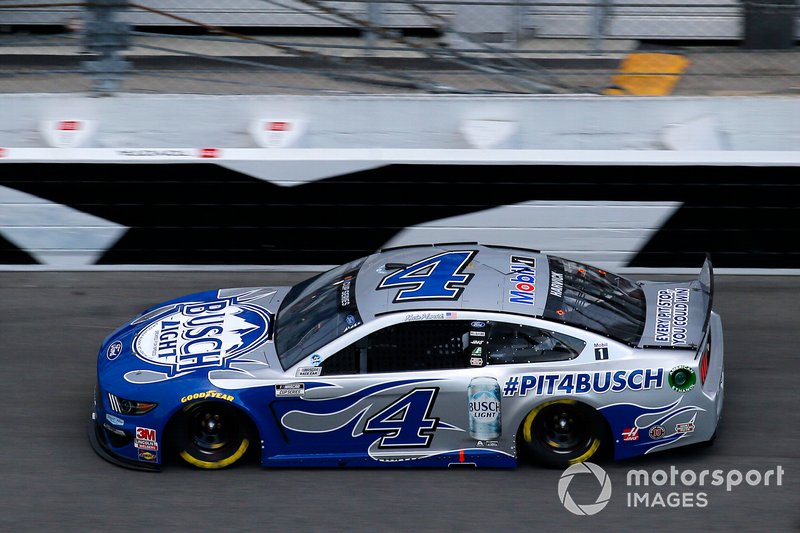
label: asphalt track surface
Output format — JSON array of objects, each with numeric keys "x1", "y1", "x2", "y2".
[{"x1": 1, "y1": 271, "x2": 798, "y2": 532}]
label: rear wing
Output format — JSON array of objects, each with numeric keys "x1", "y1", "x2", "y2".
[
  {"x1": 638, "y1": 255, "x2": 714, "y2": 350},
  {"x1": 699, "y1": 254, "x2": 714, "y2": 335}
]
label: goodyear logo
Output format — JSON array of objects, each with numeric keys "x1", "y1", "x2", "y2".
[{"x1": 180, "y1": 390, "x2": 234, "y2": 403}]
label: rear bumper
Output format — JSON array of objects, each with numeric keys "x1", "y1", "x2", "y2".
[{"x1": 88, "y1": 413, "x2": 160, "y2": 472}]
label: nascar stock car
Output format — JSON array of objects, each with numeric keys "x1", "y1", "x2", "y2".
[{"x1": 89, "y1": 243, "x2": 724, "y2": 471}]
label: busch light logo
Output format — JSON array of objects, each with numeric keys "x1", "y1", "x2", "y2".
[
  {"x1": 132, "y1": 296, "x2": 271, "y2": 376},
  {"x1": 468, "y1": 377, "x2": 501, "y2": 440}
]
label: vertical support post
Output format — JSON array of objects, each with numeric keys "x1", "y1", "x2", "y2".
[
  {"x1": 364, "y1": 0, "x2": 382, "y2": 56},
  {"x1": 81, "y1": 0, "x2": 132, "y2": 95},
  {"x1": 591, "y1": 0, "x2": 610, "y2": 53}
]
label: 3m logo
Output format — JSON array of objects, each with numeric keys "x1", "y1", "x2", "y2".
[
  {"x1": 135, "y1": 427, "x2": 158, "y2": 450},
  {"x1": 136, "y1": 427, "x2": 156, "y2": 441}
]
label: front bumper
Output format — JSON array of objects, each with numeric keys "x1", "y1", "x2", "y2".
[{"x1": 88, "y1": 412, "x2": 160, "y2": 472}]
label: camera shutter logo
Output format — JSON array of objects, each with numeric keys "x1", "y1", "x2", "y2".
[{"x1": 558, "y1": 462, "x2": 613, "y2": 516}]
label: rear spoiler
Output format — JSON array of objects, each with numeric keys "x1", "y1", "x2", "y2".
[
  {"x1": 638, "y1": 254, "x2": 714, "y2": 350},
  {"x1": 699, "y1": 254, "x2": 714, "y2": 336}
]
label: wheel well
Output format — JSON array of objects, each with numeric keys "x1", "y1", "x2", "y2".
[
  {"x1": 163, "y1": 401, "x2": 262, "y2": 465},
  {"x1": 515, "y1": 399, "x2": 614, "y2": 461}
]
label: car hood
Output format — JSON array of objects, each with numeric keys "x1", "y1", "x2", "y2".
[{"x1": 99, "y1": 286, "x2": 291, "y2": 386}]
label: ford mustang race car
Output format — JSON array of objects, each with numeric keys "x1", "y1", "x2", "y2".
[{"x1": 89, "y1": 243, "x2": 724, "y2": 470}]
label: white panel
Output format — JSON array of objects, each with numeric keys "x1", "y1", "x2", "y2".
[
  {"x1": 381, "y1": 200, "x2": 681, "y2": 269},
  {"x1": 0, "y1": 185, "x2": 127, "y2": 266},
  {"x1": 217, "y1": 160, "x2": 384, "y2": 186},
  {"x1": 404, "y1": 201, "x2": 681, "y2": 229}
]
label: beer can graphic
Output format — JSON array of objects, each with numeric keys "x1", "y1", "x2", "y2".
[{"x1": 468, "y1": 376, "x2": 501, "y2": 440}]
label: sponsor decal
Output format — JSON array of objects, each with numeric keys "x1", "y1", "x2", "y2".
[
  {"x1": 468, "y1": 377, "x2": 501, "y2": 439},
  {"x1": 343, "y1": 314, "x2": 362, "y2": 333},
  {"x1": 654, "y1": 288, "x2": 691, "y2": 346},
  {"x1": 340, "y1": 278, "x2": 352, "y2": 307},
  {"x1": 138, "y1": 449, "x2": 158, "y2": 463},
  {"x1": 471, "y1": 347, "x2": 483, "y2": 356},
  {"x1": 470, "y1": 331, "x2": 486, "y2": 337},
  {"x1": 549, "y1": 271, "x2": 564, "y2": 298},
  {"x1": 675, "y1": 421, "x2": 695, "y2": 434},
  {"x1": 117, "y1": 150, "x2": 191, "y2": 157},
  {"x1": 310, "y1": 354, "x2": 322, "y2": 367},
  {"x1": 469, "y1": 357, "x2": 484, "y2": 366},
  {"x1": 470, "y1": 321, "x2": 486, "y2": 328},
  {"x1": 502, "y1": 368, "x2": 664, "y2": 397},
  {"x1": 276, "y1": 383, "x2": 305, "y2": 397},
  {"x1": 669, "y1": 366, "x2": 697, "y2": 392},
  {"x1": 600, "y1": 400, "x2": 705, "y2": 458},
  {"x1": 134, "y1": 427, "x2": 158, "y2": 451},
  {"x1": 622, "y1": 427, "x2": 640, "y2": 441},
  {"x1": 508, "y1": 255, "x2": 537, "y2": 305},
  {"x1": 296, "y1": 366, "x2": 321, "y2": 377},
  {"x1": 594, "y1": 343, "x2": 609, "y2": 361},
  {"x1": 469, "y1": 339, "x2": 485, "y2": 345},
  {"x1": 107, "y1": 340, "x2": 123, "y2": 360},
  {"x1": 105, "y1": 413, "x2": 124, "y2": 426},
  {"x1": 404, "y1": 312, "x2": 457, "y2": 322},
  {"x1": 180, "y1": 390, "x2": 234, "y2": 403},
  {"x1": 130, "y1": 294, "x2": 271, "y2": 378}
]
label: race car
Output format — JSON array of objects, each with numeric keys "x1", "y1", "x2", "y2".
[{"x1": 89, "y1": 243, "x2": 724, "y2": 470}]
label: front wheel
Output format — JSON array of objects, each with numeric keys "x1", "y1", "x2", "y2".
[
  {"x1": 173, "y1": 402, "x2": 252, "y2": 469},
  {"x1": 519, "y1": 400, "x2": 606, "y2": 469}
]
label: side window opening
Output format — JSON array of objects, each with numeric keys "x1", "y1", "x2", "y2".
[
  {"x1": 322, "y1": 320, "x2": 472, "y2": 375},
  {"x1": 486, "y1": 323, "x2": 585, "y2": 364}
]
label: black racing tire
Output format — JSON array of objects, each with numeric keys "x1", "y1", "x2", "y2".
[
  {"x1": 172, "y1": 401, "x2": 252, "y2": 469},
  {"x1": 519, "y1": 400, "x2": 606, "y2": 469}
]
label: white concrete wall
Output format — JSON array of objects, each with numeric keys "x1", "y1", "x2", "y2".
[{"x1": 2, "y1": 94, "x2": 800, "y2": 151}]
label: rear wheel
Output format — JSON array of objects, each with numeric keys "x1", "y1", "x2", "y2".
[
  {"x1": 173, "y1": 402, "x2": 251, "y2": 469},
  {"x1": 519, "y1": 400, "x2": 605, "y2": 469}
]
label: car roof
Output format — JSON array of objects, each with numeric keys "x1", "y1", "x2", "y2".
[{"x1": 354, "y1": 243, "x2": 552, "y2": 323}]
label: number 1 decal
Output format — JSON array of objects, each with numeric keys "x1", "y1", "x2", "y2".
[
  {"x1": 378, "y1": 250, "x2": 476, "y2": 302},
  {"x1": 364, "y1": 388, "x2": 439, "y2": 448}
]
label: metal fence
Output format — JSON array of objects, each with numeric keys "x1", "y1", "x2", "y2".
[{"x1": 1, "y1": 0, "x2": 799, "y2": 95}]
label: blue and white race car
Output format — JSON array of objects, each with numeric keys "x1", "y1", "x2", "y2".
[{"x1": 89, "y1": 243, "x2": 724, "y2": 470}]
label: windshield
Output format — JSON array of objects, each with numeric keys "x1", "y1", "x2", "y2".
[
  {"x1": 544, "y1": 257, "x2": 646, "y2": 345},
  {"x1": 275, "y1": 257, "x2": 366, "y2": 369}
]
